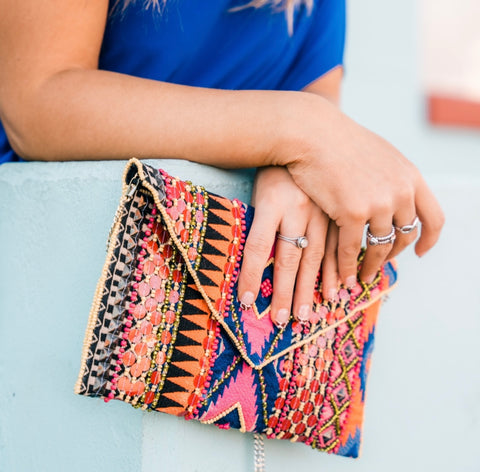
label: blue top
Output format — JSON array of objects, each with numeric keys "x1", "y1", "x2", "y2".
[{"x1": 0, "y1": 0, "x2": 345, "y2": 164}]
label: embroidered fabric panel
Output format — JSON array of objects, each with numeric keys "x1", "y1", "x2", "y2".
[{"x1": 76, "y1": 161, "x2": 397, "y2": 458}]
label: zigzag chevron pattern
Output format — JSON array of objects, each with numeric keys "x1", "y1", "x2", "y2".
[
  {"x1": 155, "y1": 280, "x2": 211, "y2": 415},
  {"x1": 77, "y1": 160, "x2": 398, "y2": 458},
  {"x1": 195, "y1": 194, "x2": 235, "y2": 303}
]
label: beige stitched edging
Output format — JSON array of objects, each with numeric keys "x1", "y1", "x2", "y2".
[
  {"x1": 128, "y1": 158, "x2": 399, "y2": 371},
  {"x1": 74, "y1": 162, "x2": 134, "y2": 394}
]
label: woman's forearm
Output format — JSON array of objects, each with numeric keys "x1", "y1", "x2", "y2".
[{"x1": 6, "y1": 68, "x2": 306, "y2": 166}]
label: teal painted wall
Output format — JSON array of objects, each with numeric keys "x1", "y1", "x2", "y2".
[
  {"x1": 1, "y1": 0, "x2": 480, "y2": 470},
  {"x1": 2, "y1": 165, "x2": 480, "y2": 472},
  {"x1": 0, "y1": 162, "x2": 143, "y2": 472},
  {"x1": 0, "y1": 160, "x2": 255, "y2": 472}
]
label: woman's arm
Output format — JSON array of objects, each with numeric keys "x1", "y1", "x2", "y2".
[
  {"x1": 237, "y1": 68, "x2": 344, "y2": 325},
  {"x1": 0, "y1": 0, "x2": 444, "y2": 291},
  {"x1": 0, "y1": 0, "x2": 295, "y2": 166}
]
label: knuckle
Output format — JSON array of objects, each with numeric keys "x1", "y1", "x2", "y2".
[
  {"x1": 300, "y1": 258, "x2": 322, "y2": 276},
  {"x1": 245, "y1": 233, "x2": 272, "y2": 258},
  {"x1": 293, "y1": 190, "x2": 311, "y2": 209},
  {"x1": 345, "y1": 206, "x2": 368, "y2": 223},
  {"x1": 276, "y1": 250, "x2": 301, "y2": 270},
  {"x1": 309, "y1": 248, "x2": 325, "y2": 263},
  {"x1": 338, "y1": 244, "x2": 359, "y2": 261},
  {"x1": 396, "y1": 186, "x2": 415, "y2": 206},
  {"x1": 371, "y1": 199, "x2": 392, "y2": 215},
  {"x1": 303, "y1": 245, "x2": 325, "y2": 264}
]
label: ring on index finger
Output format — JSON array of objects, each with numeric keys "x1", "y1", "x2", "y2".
[
  {"x1": 366, "y1": 225, "x2": 396, "y2": 246},
  {"x1": 276, "y1": 233, "x2": 309, "y2": 249}
]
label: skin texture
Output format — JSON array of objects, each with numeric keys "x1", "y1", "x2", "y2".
[
  {"x1": 238, "y1": 67, "x2": 344, "y2": 324},
  {"x1": 0, "y1": 0, "x2": 445, "y2": 325}
]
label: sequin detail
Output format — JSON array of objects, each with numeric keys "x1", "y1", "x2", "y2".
[{"x1": 76, "y1": 159, "x2": 398, "y2": 458}]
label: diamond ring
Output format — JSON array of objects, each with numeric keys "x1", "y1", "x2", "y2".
[{"x1": 276, "y1": 233, "x2": 309, "y2": 249}]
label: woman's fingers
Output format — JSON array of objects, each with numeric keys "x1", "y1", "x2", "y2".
[
  {"x1": 414, "y1": 177, "x2": 445, "y2": 257},
  {"x1": 237, "y1": 209, "x2": 277, "y2": 310},
  {"x1": 291, "y1": 210, "x2": 329, "y2": 324},
  {"x1": 238, "y1": 166, "x2": 330, "y2": 330},
  {"x1": 360, "y1": 219, "x2": 396, "y2": 283},
  {"x1": 337, "y1": 221, "x2": 364, "y2": 288},
  {"x1": 321, "y1": 222, "x2": 340, "y2": 302},
  {"x1": 271, "y1": 228, "x2": 307, "y2": 328},
  {"x1": 387, "y1": 212, "x2": 419, "y2": 260}
]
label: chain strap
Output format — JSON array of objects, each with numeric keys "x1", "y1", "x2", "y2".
[{"x1": 253, "y1": 433, "x2": 265, "y2": 472}]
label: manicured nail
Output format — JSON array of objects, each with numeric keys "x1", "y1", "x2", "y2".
[
  {"x1": 364, "y1": 274, "x2": 375, "y2": 284},
  {"x1": 298, "y1": 305, "x2": 310, "y2": 324},
  {"x1": 239, "y1": 291, "x2": 255, "y2": 310},
  {"x1": 328, "y1": 289, "x2": 337, "y2": 303},
  {"x1": 274, "y1": 308, "x2": 290, "y2": 328},
  {"x1": 346, "y1": 276, "x2": 357, "y2": 289}
]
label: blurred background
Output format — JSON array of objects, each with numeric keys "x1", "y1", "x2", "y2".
[{"x1": 0, "y1": 1, "x2": 479, "y2": 471}]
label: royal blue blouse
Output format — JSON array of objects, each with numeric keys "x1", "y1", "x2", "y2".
[{"x1": 0, "y1": 0, "x2": 345, "y2": 164}]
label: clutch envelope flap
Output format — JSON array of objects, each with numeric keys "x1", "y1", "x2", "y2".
[{"x1": 127, "y1": 159, "x2": 398, "y2": 371}]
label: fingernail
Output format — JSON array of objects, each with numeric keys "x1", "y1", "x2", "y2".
[
  {"x1": 239, "y1": 291, "x2": 255, "y2": 310},
  {"x1": 346, "y1": 276, "x2": 357, "y2": 289},
  {"x1": 364, "y1": 274, "x2": 375, "y2": 284},
  {"x1": 274, "y1": 308, "x2": 290, "y2": 328},
  {"x1": 328, "y1": 289, "x2": 337, "y2": 303},
  {"x1": 298, "y1": 305, "x2": 310, "y2": 324}
]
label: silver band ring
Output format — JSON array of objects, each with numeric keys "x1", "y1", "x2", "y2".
[
  {"x1": 366, "y1": 225, "x2": 396, "y2": 246},
  {"x1": 395, "y1": 216, "x2": 419, "y2": 234},
  {"x1": 276, "y1": 233, "x2": 309, "y2": 249}
]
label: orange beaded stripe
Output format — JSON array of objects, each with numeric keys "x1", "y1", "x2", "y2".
[{"x1": 75, "y1": 158, "x2": 398, "y2": 459}]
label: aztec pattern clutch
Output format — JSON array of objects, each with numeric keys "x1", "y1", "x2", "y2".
[{"x1": 75, "y1": 159, "x2": 397, "y2": 458}]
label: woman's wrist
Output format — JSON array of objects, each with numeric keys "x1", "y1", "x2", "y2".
[{"x1": 269, "y1": 91, "x2": 331, "y2": 168}]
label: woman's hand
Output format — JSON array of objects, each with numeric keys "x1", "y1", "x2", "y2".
[
  {"x1": 237, "y1": 166, "x2": 329, "y2": 327},
  {"x1": 274, "y1": 93, "x2": 444, "y2": 286}
]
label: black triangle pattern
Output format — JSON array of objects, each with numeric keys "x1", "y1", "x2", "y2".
[
  {"x1": 161, "y1": 378, "x2": 187, "y2": 394},
  {"x1": 201, "y1": 240, "x2": 224, "y2": 257},
  {"x1": 155, "y1": 395, "x2": 184, "y2": 410},
  {"x1": 177, "y1": 316, "x2": 205, "y2": 333},
  {"x1": 203, "y1": 225, "x2": 229, "y2": 242},
  {"x1": 208, "y1": 194, "x2": 230, "y2": 212},
  {"x1": 169, "y1": 348, "x2": 197, "y2": 364},
  {"x1": 196, "y1": 270, "x2": 217, "y2": 287},
  {"x1": 182, "y1": 299, "x2": 208, "y2": 317},
  {"x1": 165, "y1": 363, "x2": 192, "y2": 380},
  {"x1": 198, "y1": 256, "x2": 222, "y2": 273},
  {"x1": 174, "y1": 331, "x2": 202, "y2": 348},
  {"x1": 207, "y1": 210, "x2": 230, "y2": 227}
]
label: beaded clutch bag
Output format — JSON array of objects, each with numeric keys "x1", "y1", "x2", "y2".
[{"x1": 75, "y1": 159, "x2": 397, "y2": 458}]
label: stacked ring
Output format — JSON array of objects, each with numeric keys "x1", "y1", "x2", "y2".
[{"x1": 366, "y1": 225, "x2": 396, "y2": 246}]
